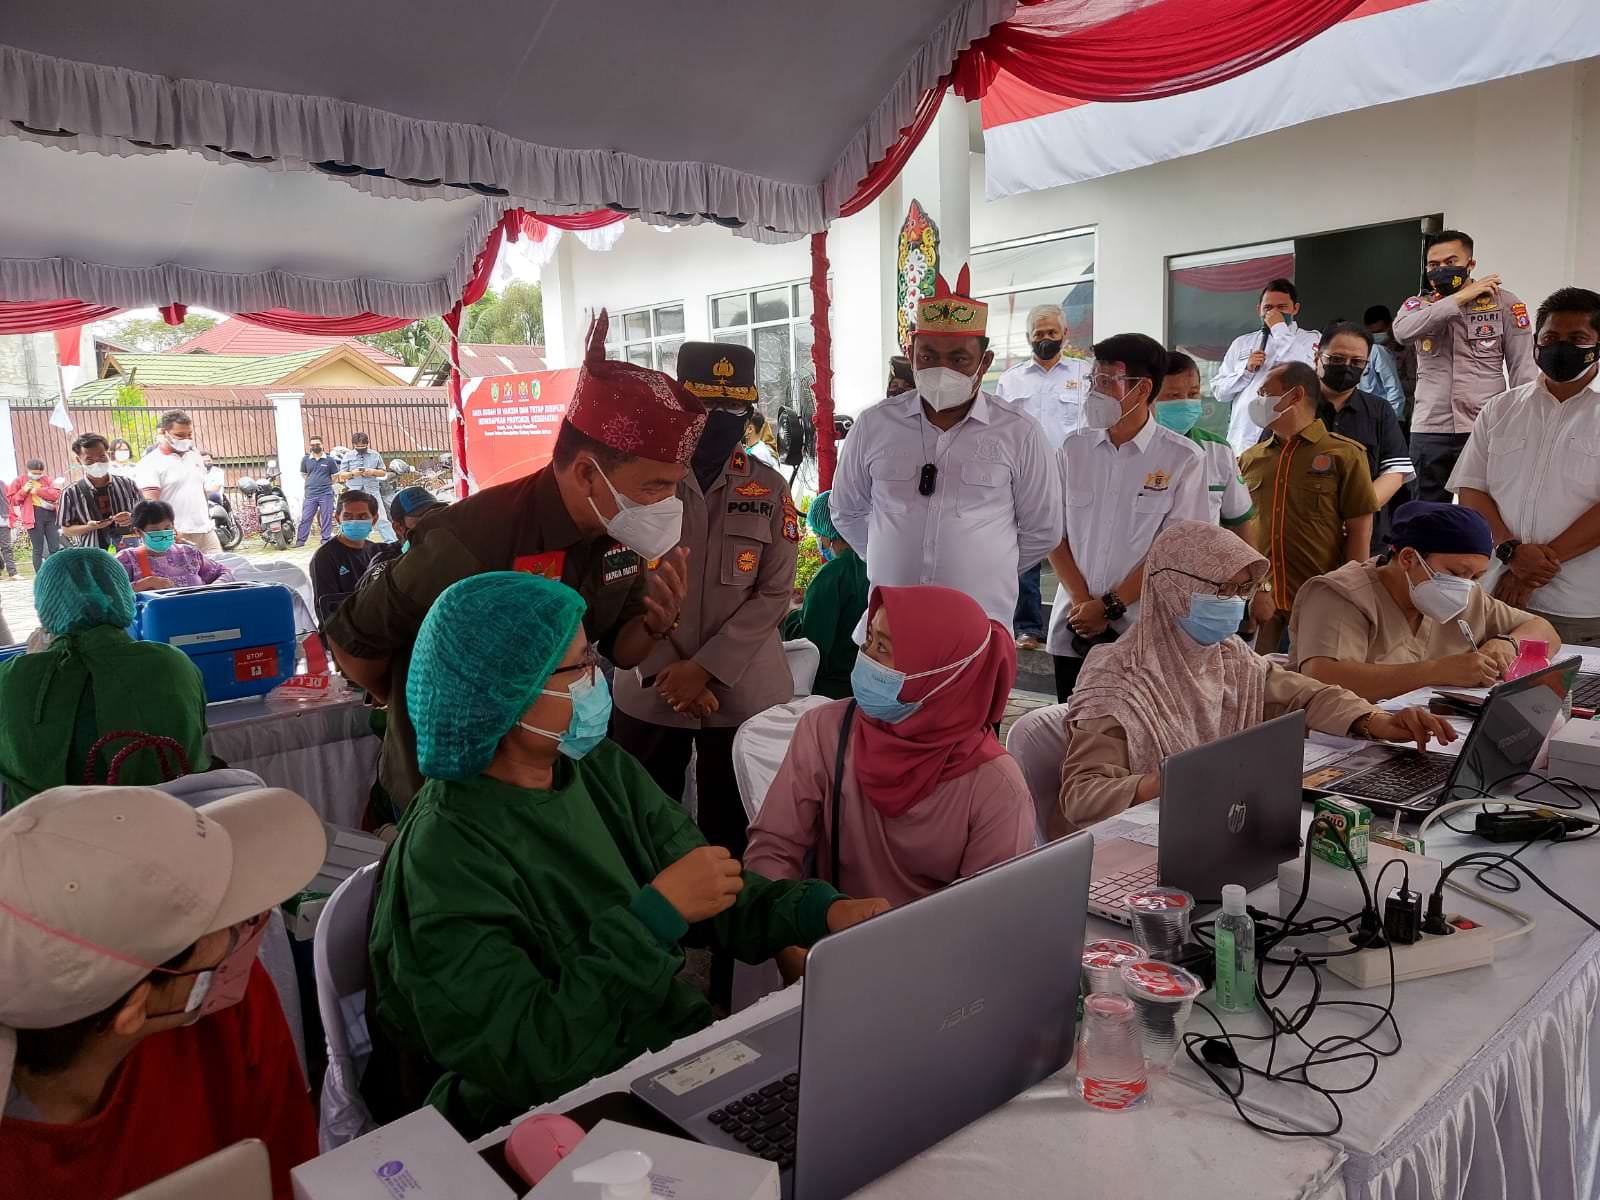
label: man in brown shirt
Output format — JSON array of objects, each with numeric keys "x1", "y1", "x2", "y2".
[
  {"x1": 324, "y1": 311, "x2": 704, "y2": 809},
  {"x1": 1240, "y1": 362, "x2": 1379, "y2": 653},
  {"x1": 611, "y1": 344, "x2": 800, "y2": 857},
  {"x1": 1291, "y1": 502, "x2": 1558, "y2": 702}
]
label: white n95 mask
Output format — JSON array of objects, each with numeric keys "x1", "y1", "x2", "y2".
[
  {"x1": 587, "y1": 459, "x2": 683, "y2": 561},
  {"x1": 914, "y1": 367, "x2": 978, "y2": 412}
]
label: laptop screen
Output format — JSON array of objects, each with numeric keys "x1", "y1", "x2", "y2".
[{"x1": 1447, "y1": 658, "x2": 1578, "y2": 801}]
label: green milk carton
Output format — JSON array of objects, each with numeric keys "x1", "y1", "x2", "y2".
[{"x1": 1311, "y1": 795, "x2": 1371, "y2": 870}]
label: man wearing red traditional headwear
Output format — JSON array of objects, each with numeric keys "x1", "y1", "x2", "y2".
[{"x1": 325, "y1": 311, "x2": 707, "y2": 809}]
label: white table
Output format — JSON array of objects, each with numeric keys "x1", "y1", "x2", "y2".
[
  {"x1": 471, "y1": 984, "x2": 1349, "y2": 1199},
  {"x1": 205, "y1": 684, "x2": 380, "y2": 827}
]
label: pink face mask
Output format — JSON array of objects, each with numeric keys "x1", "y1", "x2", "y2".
[{"x1": 151, "y1": 913, "x2": 270, "y2": 1021}]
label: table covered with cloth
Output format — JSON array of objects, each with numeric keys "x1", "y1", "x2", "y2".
[{"x1": 205, "y1": 687, "x2": 379, "y2": 828}]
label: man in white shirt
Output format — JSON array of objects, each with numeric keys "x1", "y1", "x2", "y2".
[
  {"x1": 995, "y1": 302, "x2": 1090, "y2": 649},
  {"x1": 831, "y1": 266, "x2": 1062, "y2": 636},
  {"x1": 1450, "y1": 287, "x2": 1600, "y2": 647},
  {"x1": 1216, "y1": 278, "x2": 1322, "y2": 453},
  {"x1": 1049, "y1": 333, "x2": 1210, "y2": 700},
  {"x1": 135, "y1": 410, "x2": 222, "y2": 554}
]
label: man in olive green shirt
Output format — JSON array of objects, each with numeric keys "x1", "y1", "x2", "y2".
[{"x1": 1240, "y1": 362, "x2": 1378, "y2": 653}]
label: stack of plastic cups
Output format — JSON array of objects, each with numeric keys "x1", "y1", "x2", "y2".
[
  {"x1": 1125, "y1": 888, "x2": 1194, "y2": 961},
  {"x1": 1075, "y1": 992, "x2": 1148, "y2": 1112},
  {"x1": 1081, "y1": 938, "x2": 1146, "y2": 996},
  {"x1": 1119, "y1": 959, "x2": 1203, "y2": 1075}
]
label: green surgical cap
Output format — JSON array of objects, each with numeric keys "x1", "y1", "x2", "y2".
[
  {"x1": 807, "y1": 490, "x2": 838, "y2": 541},
  {"x1": 408, "y1": 571, "x2": 587, "y2": 781},
  {"x1": 34, "y1": 548, "x2": 135, "y2": 635}
]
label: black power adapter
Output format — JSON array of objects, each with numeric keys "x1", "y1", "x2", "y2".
[{"x1": 1383, "y1": 887, "x2": 1423, "y2": 945}]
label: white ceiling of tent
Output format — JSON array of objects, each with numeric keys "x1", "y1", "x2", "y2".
[{"x1": 0, "y1": 0, "x2": 1016, "y2": 316}]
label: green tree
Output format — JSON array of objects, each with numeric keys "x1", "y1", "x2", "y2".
[
  {"x1": 112, "y1": 382, "x2": 154, "y2": 451},
  {"x1": 104, "y1": 313, "x2": 218, "y2": 352},
  {"x1": 467, "y1": 281, "x2": 544, "y2": 345},
  {"x1": 359, "y1": 317, "x2": 449, "y2": 368}
]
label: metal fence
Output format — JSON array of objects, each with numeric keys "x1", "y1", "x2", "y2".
[
  {"x1": 300, "y1": 400, "x2": 451, "y2": 459},
  {"x1": 9, "y1": 401, "x2": 278, "y2": 481}
]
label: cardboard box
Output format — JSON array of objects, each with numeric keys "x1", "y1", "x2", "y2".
[
  {"x1": 291, "y1": 1106, "x2": 515, "y2": 1200},
  {"x1": 526, "y1": 1120, "x2": 779, "y2": 1200},
  {"x1": 1310, "y1": 795, "x2": 1370, "y2": 870}
]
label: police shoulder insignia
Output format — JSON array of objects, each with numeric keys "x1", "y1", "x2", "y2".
[
  {"x1": 1470, "y1": 295, "x2": 1498, "y2": 313},
  {"x1": 782, "y1": 495, "x2": 800, "y2": 543},
  {"x1": 734, "y1": 479, "x2": 772, "y2": 498},
  {"x1": 1511, "y1": 302, "x2": 1530, "y2": 329},
  {"x1": 1402, "y1": 297, "x2": 1424, "y2": 312},
  {"x1": 729, "y1": 449, "x2": 749, "y2": 475}
]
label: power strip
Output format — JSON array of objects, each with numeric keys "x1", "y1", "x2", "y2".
[{"x1": 1325, "y1": 918, "x2": 1496, "y2": 988}]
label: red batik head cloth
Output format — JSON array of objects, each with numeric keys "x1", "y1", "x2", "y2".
[
  {"x1": 914, "y1": 265, "x2": 988, "y2": 338},
  {"x1": 565, "y1": 310, "x2": 707, "y2": 465}
]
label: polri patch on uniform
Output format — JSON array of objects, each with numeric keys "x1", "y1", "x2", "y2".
[
  {"x1": 1309, "y1": 453, "x2": 1334, "y2": 475},
  {"x1": 733, "y1": 479, "x2": 772, "y2": 498},
  {"x1": 735, "y1": 548, "x2": 759, "y2": 574},
  {"x1": 601, "y1": 542, "x2": 642, "y2": 584},
  {"x1": 1511, "y1": 302, "x2": 1530, "y2": 329},
  {"x1": 514, "y1": 550, "x2": 566, "y2": 580},
  {"x1": 1402, "y1": 297, "x2": 1423, "y2": 312},
  {"x1": 728, "y1": 499, "x2": 776, "y2": 518},
  {"x1": 782, "y1": 495, "x2": 800, "y2": 543}
]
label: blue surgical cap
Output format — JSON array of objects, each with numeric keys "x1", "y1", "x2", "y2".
[
  {"x1": 808, "y1": 490, "x2": 838, "y2": 541},
  {"x1": 34, "y1": 548, "x2": 136, "y2": 635},
  {"x1": 1388, "y1": 502, "x2": 1493, "y2": 558}
]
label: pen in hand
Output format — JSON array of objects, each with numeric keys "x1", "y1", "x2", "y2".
[{"x1": 1456, "y1": 619, "x2": 1478, "y2": 650}]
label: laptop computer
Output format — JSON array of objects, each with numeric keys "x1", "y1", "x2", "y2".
[
  {"x1": 631, "y1": 832, "x2": 1094, "y2": 1200},
  {"x1": 120, "y1": 1140, "x2": 271, "y2": 1200},
  {"x1": 1572, "y1": 670, "x2": 1600, "y2": 711},
  {"x1": 1302, "y1": 657, "x2": 1579, "y2": 814},
  {"x1": 1086, "y1": 711, "x2": 1306, "y2": 922}
]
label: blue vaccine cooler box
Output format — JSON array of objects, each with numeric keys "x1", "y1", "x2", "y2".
[{"x1": 133, "y1": 582, "x2": 297, "y2": 701}]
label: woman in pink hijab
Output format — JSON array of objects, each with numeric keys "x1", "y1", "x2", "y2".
[
  {"x1": 1054, "y1": 521, "x2": 1456, "y2": 836},
  {"x1": 746, "y1": 585, "x2": 1036, "y2": 915}
]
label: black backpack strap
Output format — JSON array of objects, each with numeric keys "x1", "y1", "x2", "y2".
[{"x1": 829, "y1": 701, "x2": 857, "y2": 891}]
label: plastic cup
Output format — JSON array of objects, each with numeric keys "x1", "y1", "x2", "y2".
[
  {"x1": 1075, "y1": 992, "x2": 1149, "y2": 1111},
  {"x1": 1125, "y1": 888, "x2": 1194, "y2": 961},
  {"x1": 1119, "y1": 959, "x2": 1203, "y2": 1074},
  {"x1": 1081, "y1": 938, "x2": 1146, "y2": 996}
]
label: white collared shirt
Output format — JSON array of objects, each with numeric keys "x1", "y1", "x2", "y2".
[
  {"x1": 1448, "y1": 372, "x2": 1600, "y2": 617},
  {"x1": 995, "y1": 356, "x2": 1092, "y2": 451},
  {"x1": 830, "y1": 388, "x2": 1063, "y2": 630},
  {"x1": 1214, "y1": 322, "x2": 1322, "y2": 453},
  {"x1": 1048, "y1": 417, "x2": 1210, "y2": 656},
  {"x1": 134, "y1": 446, "x2": 210, "y2": 533}
]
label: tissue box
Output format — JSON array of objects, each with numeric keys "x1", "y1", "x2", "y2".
[
  {"x1": 291, "y1": 1105, "x2": 514, "y2": 1200},
  {"x1": 526, "y1": 1120, "x2": 779, "y2": 1200}
]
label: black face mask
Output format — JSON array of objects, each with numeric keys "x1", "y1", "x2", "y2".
[
  {"x1": 1321, "y1": 362, "x2": 1363, "y2": 393},
  {"x1": 1426, "y1": 265, "x2": 1469, "y2": 296},
  {"x1": 1031, "y1": 338, "x2": 1063, "y2": 361},
  {"x1": 1537, "y1": 340, "x2": 1600, "y2": 383},
  {"x1": 692, "y1": 407, "x2": 751, "y2": 490}
]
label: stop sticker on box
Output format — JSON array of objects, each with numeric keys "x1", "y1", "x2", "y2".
[{"x1": 234, "y1": 646, "x2": 279, "y2": 681}]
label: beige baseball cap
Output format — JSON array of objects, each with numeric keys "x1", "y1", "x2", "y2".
[{"x1": 0, "y1": 785, "x2": 325, "y2": 1085}]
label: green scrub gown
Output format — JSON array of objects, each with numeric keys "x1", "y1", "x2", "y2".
[
  {"x1": 781, "y1": 548, "x2": 868, "y2": 700},
  {"x1": 368, "y1": 740, "x2": 842, "y2": 1134}
]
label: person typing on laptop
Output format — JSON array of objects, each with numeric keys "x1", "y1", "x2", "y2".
[
  {"x1": 366, "y1": 572, "x2": 888, "y2": 1137},
  {"x1": 746, "y1": 585, "x2": 1035, "y2": 972},
  {"x1": 1054, "y1": 522, "x2": 1455, "y2": 835},
  {"x1": 1290, "y1": 502, "x2": 1558, "y2": 702}
]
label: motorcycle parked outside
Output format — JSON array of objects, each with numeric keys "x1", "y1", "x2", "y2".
[
  {"x1": 237, "y1": 460, "x2": 293, "y2": 551},
  {"x1": 208, "y1": 488, "x2": 244, "y2": 551}
]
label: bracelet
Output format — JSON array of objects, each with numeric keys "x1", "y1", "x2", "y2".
[
  {"x1": 645, "y1": 617, "x2": 680, "y2": 640},
  {"x1": 1100, "y1": 591, "x2": 1128, "y2": 622}
]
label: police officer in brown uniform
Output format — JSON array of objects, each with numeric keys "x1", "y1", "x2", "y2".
[
  {"x1": 324, "y1": 311, "x2": 702, "y2": 810},
  {"x1": 610, "y1": 343, "x2": 799, "y2": 858},
  {"x1": 1393, "y1": 229, "x2": 1536, "y2": 502}
]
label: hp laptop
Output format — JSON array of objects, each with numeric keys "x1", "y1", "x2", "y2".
[
  {"x1": 1302, "y1": 657, "x2": 1579, "y2": 814},
  {"x1": 1087, "y1": 711, "x2": 1306, "y2": 922},
  {"x1": 632, "y1": 833, "x2": 1094, "y2": 1200}
]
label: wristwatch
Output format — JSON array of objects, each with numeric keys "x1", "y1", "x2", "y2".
[
  {"x1": 1350, "y1": 712, "x2": 1378, "y2": 740},
  {"x1": 1100, "y1": 591, "x2": 1128, "y2": 623},
  {"x1": 1494, "y1": 538, "x2": 1522, "y2": 564}
]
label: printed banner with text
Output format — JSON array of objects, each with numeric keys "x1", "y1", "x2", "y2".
[{"x1": 460, "y1": 369, "x2": 576, "y2": 493}]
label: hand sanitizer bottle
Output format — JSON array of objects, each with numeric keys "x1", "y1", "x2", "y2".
[{"x1": 1213, "y1": 884, "x2": 1255, "y2": 1014}]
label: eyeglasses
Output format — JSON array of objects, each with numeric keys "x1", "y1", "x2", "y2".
[
  {"x1": 1089, "y1": 372, "x2": 1131, "y2": 391},
  {"x1": 548, "y1": 646, "x2": 599, "y2": 688},
  {"x1": 1154, "y1": 566, "x2": 1259, "y2": 599},
  {"x1": 1322, "y1": 354, "x2": 1369, "y2": 371}
]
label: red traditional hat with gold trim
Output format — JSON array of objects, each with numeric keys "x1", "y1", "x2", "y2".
[
  {"x1": 914, "y1": 265, "x2": 988, "y2": 338},
  {"x1": 565, "y1": 310, "x2": 707, "y2": 465}
]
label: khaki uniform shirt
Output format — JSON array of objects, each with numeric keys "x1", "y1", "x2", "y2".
[
  {"x1": 1392, "y1": 285, "x2": 1537, "y2": 434},
  {"x1": 324, "y1": 466, "x2": 648, "y2": 807},
  {"x1": 612, "y1": 449, "x2": 799, "y2": 729},
  {"x1": 1288, "y1": 560, "x2": 1534, "y2": 671},
  {"x1": 1240, "y1": 420, "x2": 1378, "y2": 612},
  {"x1": 1053, "y1": 664, "x2": 1376, "y2": 837}
]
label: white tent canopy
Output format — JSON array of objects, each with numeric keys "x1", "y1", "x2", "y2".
[{"x1": 0, "y1": 0, "x2": 1015, "y2": 317}]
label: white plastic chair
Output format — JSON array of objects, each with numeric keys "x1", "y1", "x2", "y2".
[
  {"x1": 1004, "y1": 703, "x2": 1073, "y2": 842},
  {"x1": 783, "y1": 638, "x2": 820, "y2": 698},
  {"x1": 313, "y1": 861, "x2": 380, "y2": 1150},
  {"x1": 732, "y1": 695, "x2": 834, "y2": 824}
]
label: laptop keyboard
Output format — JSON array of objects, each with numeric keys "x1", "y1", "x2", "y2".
[
  {"x1": 1333, "y1": 753, "x2": 1453, "y2": 804},
  {"x1": 1088, "y1": 862, "x2": 1158, "y2": 910},
  {"x1": 707, "y1": 1073, "x2": 800, "y2": 1168},
  {"x1": 1573, "y1": 673, "x2": 1600, "y2": 710}
]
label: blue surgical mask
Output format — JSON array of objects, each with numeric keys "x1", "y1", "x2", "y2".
[
  {"x1": 1178, "y1": 594, "x2": 1246, "y2": 645},
  {"x1": 849, "y1": 641, "x2": 984, "y2": 724},
  {"x1": 340, "y1": 519, "x2": 374, "y2": 542},
  {"x1": 520, "y1": 672, "x2": 613, "y2": 760},
  {"x1": 819, "y1": 544, "x2": 836, "y2": 563},
  {"x1": 1154, "y1": 400, "x2": 1202, "y2": 435},
  {"x1": 142, "y1": 529, "x2": 177, "y2": 553}
]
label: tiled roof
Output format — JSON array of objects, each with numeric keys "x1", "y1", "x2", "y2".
[
  {"x1": 170, "y1": 316, "x2": 404, "y2": 364},
  {"x1": 456, "y1": 342, "x2": 547, "y2": 377}
]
